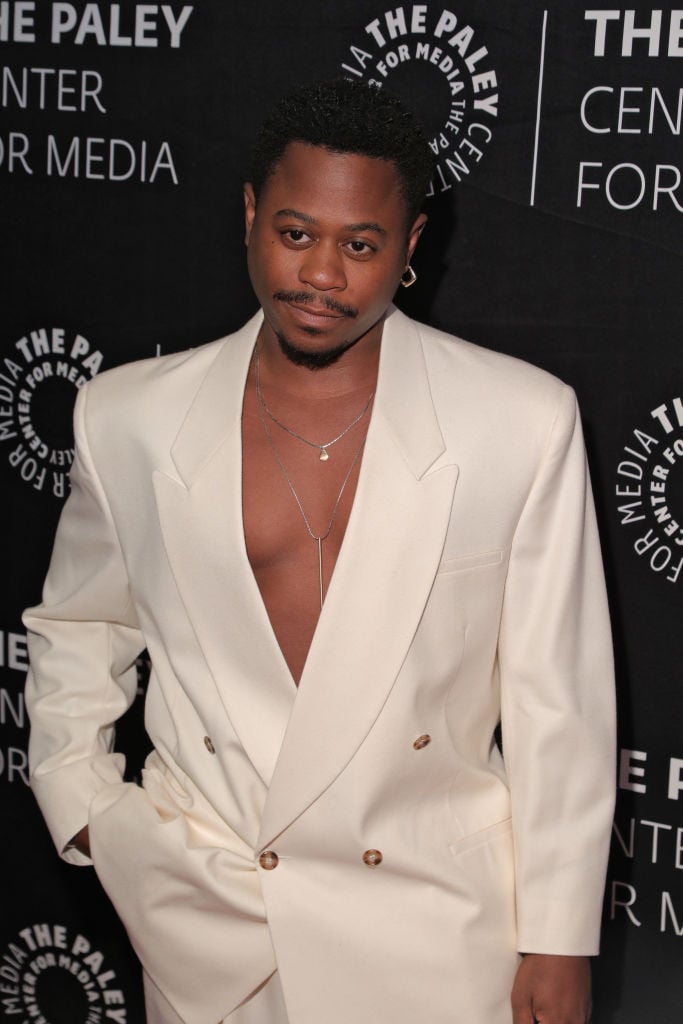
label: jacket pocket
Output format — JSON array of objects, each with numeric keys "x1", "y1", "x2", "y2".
[
  {"x1": 448, "y1": 817, "x2": 513, "y2": 858},
  {"x1": 437, "y1": 549, "x2": 503, "y2": 575}
]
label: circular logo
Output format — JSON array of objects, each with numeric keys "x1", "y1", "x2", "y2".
[
  {"x1": 0, "y1": 923, "x2": 127, "y2": 1024},
  {"x1": 339, "y1": 5, "x2": 499, "y2": 192},
  {"x1": 0, "y1": 328, "x2": 104, "y2": 499},
  {"x1": 614, "y1": 396, "x2": 683, "y2": 586}
]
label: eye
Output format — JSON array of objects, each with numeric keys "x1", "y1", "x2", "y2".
[
  {"x1": 344, "y1": 239, "x2": 376, "y2": 258},
  {"x1": 281, "y1": 228, "x2": 311, "y2": 245}
]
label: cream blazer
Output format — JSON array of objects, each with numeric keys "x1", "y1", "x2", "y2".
[{"x1": 25, "y1": 307, "x2": 616, "y2": 1024}]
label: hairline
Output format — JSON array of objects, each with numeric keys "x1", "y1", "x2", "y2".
[{"x1": 252, "y1": 141, "x2": 416, "y2": 228}]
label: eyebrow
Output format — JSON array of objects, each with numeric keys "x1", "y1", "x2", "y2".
[
  {"x1": 346, "y1": 221, "x2": 387, "y2": 236},
  {"x1": 274, "y1": 209, "x2": 387, "y2": 236},
  {"x1": 275, "y1": 208, "x2": 316, "y2": 223}
]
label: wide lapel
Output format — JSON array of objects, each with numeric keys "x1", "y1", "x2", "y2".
[
  {"x1": 258, "y1": 308, "x2": 459, "y2": 848},
  {"x1": 153, "y1": 312, "x2": 297, "y2": 787}
]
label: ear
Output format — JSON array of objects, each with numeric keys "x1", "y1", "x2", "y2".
[
  {"x1": 243, "y1": 183, "x2": 257, "y2": 245},
  {"x1": 406, "y1": 213, "x2": 427, "y2": 264}
]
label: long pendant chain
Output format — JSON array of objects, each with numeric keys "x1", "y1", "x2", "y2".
[
  {"x1": 255, "y1": 350, "x2": 374, "y2": 461},
  {"x1": 256, "y1": 389, "x2": 368, "y2": 610}
]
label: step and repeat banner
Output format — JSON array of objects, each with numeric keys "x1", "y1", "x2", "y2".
[{"x1": 1, "y1": 2, "x2": 681, "y2": 1021}]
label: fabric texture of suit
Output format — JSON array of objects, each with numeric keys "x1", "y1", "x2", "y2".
[{"x1": 25, "y1": 307, "x2": 616, "y2": 1024}]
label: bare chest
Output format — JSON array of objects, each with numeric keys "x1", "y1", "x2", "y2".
[{"x1": 241, "y1": 381, "x2": 369, "y2": 685}]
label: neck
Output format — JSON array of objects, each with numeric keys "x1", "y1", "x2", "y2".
[{"x1": 256, "y1": 317, "x2": 383, "y2": 400}]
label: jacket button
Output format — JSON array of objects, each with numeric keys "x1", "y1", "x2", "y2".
[
  {"x1": 259, "y1": 850, "x2": 279, "y2": 870},
  {"x1": 413, "y1": 734, "x2": 431, "y2": 750},
  {"x1": 203, "y1": 735, "x2": 216, "y2": 754},
  {"x1": 362, "y1": 849, "x2": 383, "y2": 867}
]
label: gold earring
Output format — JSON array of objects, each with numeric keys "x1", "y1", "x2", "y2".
[{"x1": 401, "y1": 265, "x2": 417, "y2": 288}]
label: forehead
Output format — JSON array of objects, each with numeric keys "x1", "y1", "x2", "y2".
[{"x1": 259, "y1": 142, "x2": 408, "y2": 226}]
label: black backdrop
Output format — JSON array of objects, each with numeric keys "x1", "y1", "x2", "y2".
[{"x1": 2, "y1": 3, "x2": 682, "y2": 1021}]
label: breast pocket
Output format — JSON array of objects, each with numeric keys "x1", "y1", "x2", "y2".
[{"x1": 437, "y1": 550, "x2": 503, "y2": 576}]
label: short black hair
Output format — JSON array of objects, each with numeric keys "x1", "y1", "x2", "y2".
[{"x1": 250, "y1": 79, "x2": 434, "y2": 224}]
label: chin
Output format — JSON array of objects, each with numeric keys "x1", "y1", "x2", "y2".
[{"x1": 276, "y1": 331, "x2": 358, "y2": 371}]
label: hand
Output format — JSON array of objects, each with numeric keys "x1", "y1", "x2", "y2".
[
  {"x1": 511, "y1": 954, "x2": 592, "y2": 1024},
  {"x1": 68, "y1": 825, "x2": 91, "y2": 857}
]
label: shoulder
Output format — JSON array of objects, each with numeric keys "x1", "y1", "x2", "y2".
[
  {"x1": 413, "y1": 316, "x2": 567, "y2": 402},
  {"x1": 74, "y1": 339, "x2": 225, "y2": 457},
  {"x1": 76, "y1": 313, "x2": 260, "y2": 437},
  {"x1": 392, "y1": 309, "x2": 574, "y2": 423},
  {"x1": 83, "y1": 336, "x2": 226, "y2": 408},
  {"x1": 387, "y1": 309, "x2": 578, "y2": 461}
]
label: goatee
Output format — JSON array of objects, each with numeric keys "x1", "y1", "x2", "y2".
[{"x1": 276, "y1": 331, "x2": 359, "y2": 371}]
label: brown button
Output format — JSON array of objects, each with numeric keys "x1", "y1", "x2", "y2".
[
  {"x1": 413, "y1": 734, "x2": 431, "y2": 750},
  {"x1": 259, "y1": 850, "x2": 279, "y2": 870},
  {"x1": 362, "y1": 849, "x2": 383, "y2": 867},
  {"x1": 203, "y1": 735, "x2": 216, "y2": 754}
]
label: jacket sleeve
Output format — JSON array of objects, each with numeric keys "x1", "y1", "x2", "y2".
[
  {"x1": 24, "y1": 382, "x2": 144, "y2": 865},
  {"x1": 498, "y1": 384, "x2": 616, "y2": 955}
]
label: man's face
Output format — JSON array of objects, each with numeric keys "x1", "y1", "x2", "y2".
[{"x1": 244, "y1": 142, "x2": 426, "y2": 368}]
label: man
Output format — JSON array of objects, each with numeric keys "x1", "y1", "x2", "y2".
[{"x1": 25, "y1": 80, "x2": 615, "y2": 1024}]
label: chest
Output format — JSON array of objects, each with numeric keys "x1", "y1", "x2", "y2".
[{"x1": 241, "y1": 378, "x2": 370, "y2": 683}]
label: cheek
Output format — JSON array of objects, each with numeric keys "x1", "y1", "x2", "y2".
[
  {"x1": 353, "y1": 263, "x2": 403, "y2": 304},
  {"x1": 247, "y1": 242, "x2": 298, "y2": 303}
]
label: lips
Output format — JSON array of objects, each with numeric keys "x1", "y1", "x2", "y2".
[{"x1": 287, "y1": 303, "x2": 344, "y2": 327}]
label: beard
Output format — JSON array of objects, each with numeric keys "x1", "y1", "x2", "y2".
[
  {"x1": 276, "y1": 330, "x2": 361, "y2": 370},
  {"x1": 272, "y1": 290, "x2": 361, "y2": 370}
]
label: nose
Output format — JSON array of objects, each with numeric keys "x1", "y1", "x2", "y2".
[{"x1": 298, "y1": 241, "x2": 347, "y2": 291}]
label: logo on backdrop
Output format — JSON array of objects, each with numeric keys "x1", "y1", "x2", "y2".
[
  {"x1": 0, "y1": 2, "x2": 193, "y2": 184},
  {"x1": 1, "y1": 924, "x2": 127, "y2": 1023},
  {"x1": 0, "y1": 328, "x2": 103, "y2": 500},
  {"x1": 577, "y1": 10, "x2": 683, "y2": 216},
  {"x1": 339, "y1": 5, "x2": 499, "y2": 193},
  {"x1": 0, "y1": 628, "x2": 29, "y2": 787},
  {"x1": 615, "y1": 396, "x2": 683, "y2": 585}
]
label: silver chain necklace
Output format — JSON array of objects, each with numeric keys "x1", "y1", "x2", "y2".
[
  {"x1": 255, "y1": 368, "x2": 368, "y2": 610},
  {"x1": 255, "y1": 350, "x2": 374, "y2": 461}
]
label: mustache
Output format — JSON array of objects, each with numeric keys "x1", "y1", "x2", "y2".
[{"x1": 274, "y1": 290, "x2": 358, "y2": 319}]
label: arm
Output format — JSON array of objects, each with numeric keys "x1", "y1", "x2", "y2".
[
  {"x1": 24, "y1": 381, "x2": 144, "y2": 865},
  {"x1": 499, "y1": 386, "x2": 615, "y2": 1020}
]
